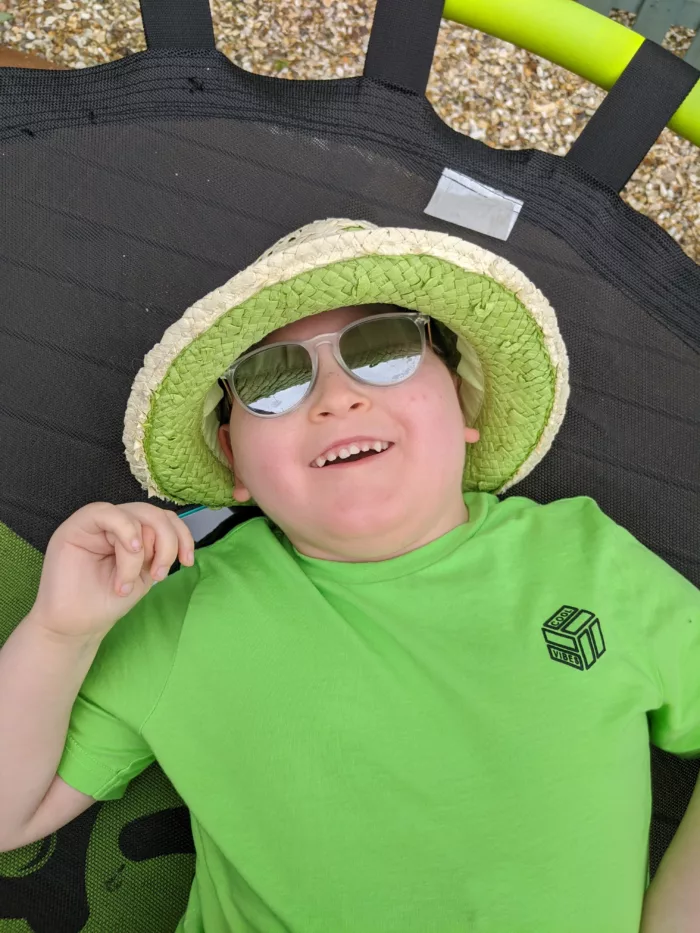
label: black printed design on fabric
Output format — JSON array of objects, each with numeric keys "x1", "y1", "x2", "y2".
[{"x1": 542, "y1": 605, "x2": 607, "y2": 671}]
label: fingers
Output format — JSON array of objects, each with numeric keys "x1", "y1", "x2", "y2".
[
  {"x1": 119, "y1": 504, "x2": 196, "y2": 584},
  {"x1": 82, "y1": 502, "x2": 147, "y2": 559},
  {"x1": 148, "y1": 516, "x2": 182, "y2": 582},
  {"x1": 80, "y1": 503, "x2": 151, "y2": 596},
  {"x1": 71, "y1": 502, "x2": 196, "y2": 597},
  {"x1": 163, "y1": 510, "x2": 196, "y2": 569},
  {"x1": 112, "y1": 534, "x2": 149, "y2": 597}
]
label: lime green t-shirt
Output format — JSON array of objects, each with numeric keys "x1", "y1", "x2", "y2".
[{"x1": 57, "y1": 492, "x2": 700, "y2": 933}]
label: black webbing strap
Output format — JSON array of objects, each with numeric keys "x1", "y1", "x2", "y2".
[
  {"x1": 139, "y1": 0, "x2": 216, "y2": 49},
  {"x1": 363, "y1": 0, "x2": 445, "y2": 95},
  {"x1": 566, "y1": 40, "x2": 699, "y2": 193}
]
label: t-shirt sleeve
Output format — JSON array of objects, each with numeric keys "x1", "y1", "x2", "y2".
[
  {"x1": 57, "y1": 560, "x2": 200, "y2": 800},
  {"x1": 609, "y1": 520, "x2": 700, "y2": 758}
]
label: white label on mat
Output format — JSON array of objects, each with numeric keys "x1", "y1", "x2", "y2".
[{"x1": 424, "y1": 167, "x2": 523, "y2": 241}]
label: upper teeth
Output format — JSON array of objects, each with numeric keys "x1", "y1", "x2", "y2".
[{"x1": 314, "y1": 440, "x2": 390, "y2": 468}]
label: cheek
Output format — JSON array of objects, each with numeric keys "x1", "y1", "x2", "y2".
[
  {"x1": 229, "y1": 418, "x2": 300, "y2": 487},
  {"x1": 399, "y1": 378, "x2": 465, "y2": 450}
]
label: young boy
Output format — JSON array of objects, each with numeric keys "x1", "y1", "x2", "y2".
[{"x1": 0, "y1": 218, "x2": 699, "y2": 933}]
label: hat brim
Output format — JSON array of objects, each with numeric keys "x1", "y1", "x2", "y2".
[{"x1": 124, "y1": 222, "x2": 569, "y2": 507}]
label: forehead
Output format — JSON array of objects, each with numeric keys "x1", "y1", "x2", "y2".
[{"x1": 260, "y1": 304, "x2": 392, "y2": 346}]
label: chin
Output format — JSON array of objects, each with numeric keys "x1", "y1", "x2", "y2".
[{"x1": 319, "y1": 492, "x2": 411, "y2": 540}]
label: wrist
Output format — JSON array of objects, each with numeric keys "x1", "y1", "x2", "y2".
[{"x1": 22, "y1": 609, "x2": 105, "y2": 653}]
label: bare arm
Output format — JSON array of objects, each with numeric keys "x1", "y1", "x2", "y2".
[
  {"x1": 0, "y1": 612, "x2": 100, "y2": 851},
  {"x1": 0, "y1": 501, "x2": 194, "y2": 853},
  {"x1": 3, "y1": 776, "x2": 96, "y2": 852},
  {"x1": 640, "y1": 770, "x2": 700, "y2": 932}
]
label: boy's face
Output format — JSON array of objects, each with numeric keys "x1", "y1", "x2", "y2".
[{"x1": 218, "y1": 305, "x2": 480, "y2": 561}]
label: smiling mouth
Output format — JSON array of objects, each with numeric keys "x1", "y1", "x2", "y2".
[{"x1": 312, "y1": 442, "x2": 395, "y2": 469}]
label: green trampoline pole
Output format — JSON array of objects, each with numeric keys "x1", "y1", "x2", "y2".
[{"x1": 443, "y1": 0, "x2": 700, "y2": 149}]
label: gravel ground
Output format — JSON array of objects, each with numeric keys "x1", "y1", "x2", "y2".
[{"x1": 1, "y1": 0, "x2": 698, "y2": 263}]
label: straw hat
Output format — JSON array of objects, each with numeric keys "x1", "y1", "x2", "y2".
[{"x1": 123, "y1": 218, "x2": 570, "y2": 508}]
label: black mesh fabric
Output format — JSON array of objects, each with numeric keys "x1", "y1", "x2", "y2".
[
  {"x1": 0, "y1": 0, "x2": 699, "y2": 929},
  {"x1": 2, "y1": 62, "x2": 698, "y2": 554}
]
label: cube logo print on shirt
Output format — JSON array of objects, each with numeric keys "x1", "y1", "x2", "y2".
[{"x1": 542, "y1": 605, "x2": 606, "y2": 671}]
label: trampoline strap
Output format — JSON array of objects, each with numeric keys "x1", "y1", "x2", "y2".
[
  {"x1": 139, "y1": 0, "x2": 216, "y2": 50},
  {"x1": 363, "y1": 0, "x2": 445, "y2": 95},
  {"x1": 566, "y1": 40, "x2": 699, "y2": 193}
]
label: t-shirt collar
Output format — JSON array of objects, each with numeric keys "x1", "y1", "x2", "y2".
[{"x1": 283, "y1": 492, "x2": 494, "y2": 584}]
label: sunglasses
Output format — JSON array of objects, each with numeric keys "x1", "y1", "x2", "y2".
[{"x1": 220, "y1": 311, "x2": 433, "y2": 418}]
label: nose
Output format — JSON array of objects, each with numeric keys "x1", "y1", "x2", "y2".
[{"x1": 307, "y1": 344, "x2": 371, "y2": 420}]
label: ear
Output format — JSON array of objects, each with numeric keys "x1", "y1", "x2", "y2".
[
  {"x1": 450, "y1": 373, "x2": 480, "y2": 445},
  {"x1": 217, "y1": 423, "x2": 252, "y2": 502},
  {"x1": 217, "y1": 423, "x2": 234, "y2": 468}
]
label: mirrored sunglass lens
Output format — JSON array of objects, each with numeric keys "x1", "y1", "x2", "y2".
[
  {"x1": 233, "y1": 344, "x2": 313, "y2": 415},
  {"x1": 340, "y1": 317, "x2": 422, "y2": 385}
]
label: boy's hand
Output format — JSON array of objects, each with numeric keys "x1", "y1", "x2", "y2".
[{"x1": 28, "y1": 502, "x2": 196, "y2": 640}]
